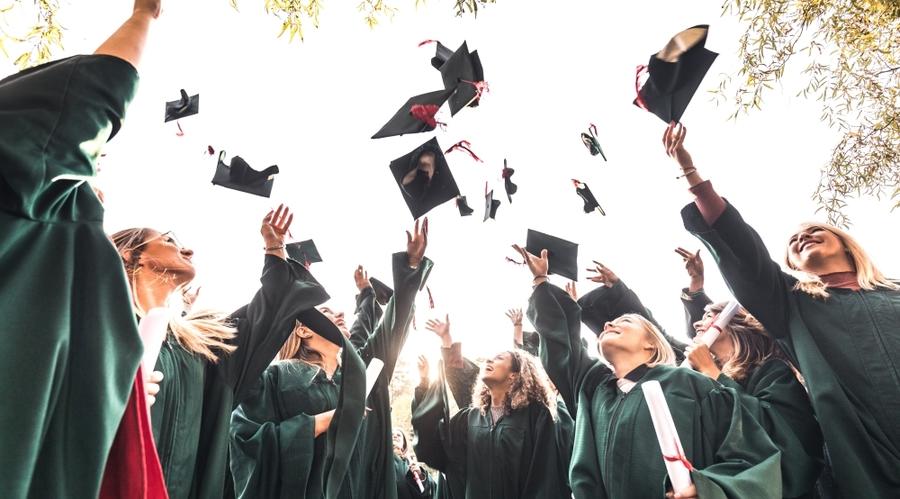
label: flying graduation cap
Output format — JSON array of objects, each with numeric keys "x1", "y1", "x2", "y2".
[
  {"x1": 286, "y1": 240, "x2": 322, "y2": 267},
  {"x1": 372, "y1": 88, "x2": 455, "y2": 139},
  {"x1": 502, "y1": 159, "x2": 517, "y2": 203},
  {"x1": 369, "y1": 277, "x2": 394, "y2": 306},
  {"x1": 434, "y1": 41, "x2": 485, "y2": 116},
  {"x1": 456, "y1": 195, "x2": 474, "y2": 216},
  {"x1": 211, "y1": 151, "x2": 279, "y2": 198},
  {"x1": 389, "y1": 137, "x2": 461, "y2": 219},
  {"x1": 165, "y1": 89, "x2": 199, "y2": 122},
  {"x1": 525, "y1": 229, "x2": 579, "y2": 281},
  {"x1": 581, "y1": 124, "x2": 607, "y2": 161},
  {"x1": 484, "y1": 186, "x2": 500, "y2": 221},
  {"x1": 573, "y1": 179, "x2": 606, "y2": 216},
  {"x1": 633, "y1": 25, "x2": 718, "y2": 123}
]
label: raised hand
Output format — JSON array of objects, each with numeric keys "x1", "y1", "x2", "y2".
[
  {"x1": 505, "y1": 308, "x2": 523, "y2": 326},
  {"x1": 417, "y1": 355, "x2": 430, "y2": 384},
  {"x1": 565, "y1": 282, "x2": 578, "y2": 300},
  {"x1": 675, "y1": 247, "x2": 704, "y2": 293},
  {"x1": 261, "y1": 204, "x2": 294, "y2": 256},
  {"x1": 666, "y1": 483, "x2": 698, "y2": 499},
  {"x1": 425, "y1": 315, "x2": 452, "y2": 348},
  {"x1": 662, "y1": 122, "x2": 693, "y2": 171},
  {"x1": 511, "y1": 244, "x2": 549, "y2": 285},
  {"x1": 684, "y1": 343, "x2": 721, "y2": 380},
  {"x1": 134, "y1": 0, "x2": 162, "y2": 18},
  {"x1": 354, "y1": 265, "x2": 371, "y2": 292},
  {"x1": 406, "y1": 218, "x2": 429, "y2": 269},
  {"x1": 587, "y1": 261, "x2": 619, "y2": 286}
]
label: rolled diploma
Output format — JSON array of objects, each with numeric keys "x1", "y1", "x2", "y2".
[
  {"x1": 680, "y1": 300, "x2": 742, "y2": 368},
  {"x1": 642, "y1": 380, "x2": 693, "y2": 493},
  {"x1": 140, "y1": 307, "x2": 171, "y2": 377},
  {"x1": 365, "y1": 358, "x2": 385, "y2": 399}
]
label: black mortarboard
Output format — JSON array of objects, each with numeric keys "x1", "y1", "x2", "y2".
[
  {"x1": 483, "y1": 188, "x2": 500, "y2": 221},
  {"x1": 428, "y1": 40, "x2": 455, "y2": 70},
  {"x1": 372, "y1": 88, "x2": 455, "y2": 139},
  {"x1": 634, "y1": 25, "x2": 718, "y2": 123},
  {"x1": 211, "y1": 151, "x2": 279, "y2": 197},
  {"x1": 502, "y1": 159, "x2": 517, "y2": 203},
  {"x1": 285, "y1": 239, "x2": 322, "y2": 266},
  {"x1": 164, "y1": 89, "x2": 199, "y2": 122},
  {"x1": 456, "y1": 195, "x2": 474, "y2": 216},
  {"x1": 297, "y1": 308, "x2": 343, "y2": 346},
  {"x1": 525, "y1": 229, "x2": 579, "y2": 281},
  {"x1": 389, "y1": 137, "x2": 461, "y2": 219},
  {"x1": 369, "y1": 277, "x2": 393, "y2": 306},
  {"x1": 580, "y1": 124, "x2": 607, "y2": 161},
  {"x1": 578, "y1": 285, "x2": 668, "y2": 336},
  {"x1": 573, "y1": 179, "x2": 606, "y2": 216},
  {"x1": 438, "y1": 42, "x2": 485, "y2": 116}
]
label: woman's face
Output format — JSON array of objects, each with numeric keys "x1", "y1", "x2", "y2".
[
  {"x1": 319, "y1": 307, "x2": 350, "y2": 339},
  {"x1": 787, "y1": 225, "x2": 846, "y2": 271},
  {"x1": 693, "y1": 311, "x2": 735, "y2": 364},
  {"x1": 392, "y1": 429, "x2": 406, "y2": 456},
  {"x1": 599, "y1": 315, "x2": 653, "y2": 359},
  {"x1": 137, "y1": 230, "x2": 195, "y2": 284},
  {"x1": 481, "y1": 351, "x2": 516, "y2": 385}
]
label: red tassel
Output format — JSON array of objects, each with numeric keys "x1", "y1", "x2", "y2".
[
  {"x1": 410, "y1": 104, "x2": 445, "y2": 129},
  {"x1": 175, "y1": 121, "x2": 185, "y2": 137},
  {"x1": 634, "y1": 65, "x2": 649, "y2": 111},
  {"x1": 418, "y1": 39, "x2": 438, "y2": 47},
  {"x1": 588, "y1": 123, "x2": 598, "y2": 137},
  {"x1": 663, "y1": 438, "x2": 695, "y2": 472},
  {"x1": 444, "y1": 140, "x2": 483, "y2": 162},
  {"x1": 426, "y1": 286, "x2": 435, "y2": 309},
  {"x1": 502, "y1": 167, "x2": 514, "y2": 179},
  {"x1": 505, "y1": 256, "x2": 525, "y2": 265},
  {"x1": 206, "y1": 145, "x2": 215, "y2": 156},
  {"x1": 460, "y1": 79, "x2": 490, "y2": 104},
  {"x1": 572, "y1": 178, "x2": 583, "y2": 188}
]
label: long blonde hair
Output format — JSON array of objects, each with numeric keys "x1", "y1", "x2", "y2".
[
  {"x1": 112, "y1": 228, "x2": 236, "y2": 362},
  {"x1": 785, "y1": 223, "x2": 898, "y2": 299},
  {"x1": 705, "y1": 302, "x2": 788, "y2": 383},
  {"x1": 473, "y1": 350, "x2": 558, "y2": 420},
  {"x1": 619, "y1": 313, "x2": 677, "y2": 367},
  {"x1": 277, "y1": 320, "x2": 329, "y2": 370}
]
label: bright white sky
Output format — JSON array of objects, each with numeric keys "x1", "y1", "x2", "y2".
[{"x1": 4, "y1": 1, "x2": 898, "y2": 371}]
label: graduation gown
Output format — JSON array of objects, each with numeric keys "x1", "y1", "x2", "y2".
[
  {"x1": 349, "y1": 286, "x2": 383, "y2": 351},
  {"x1": 151, "y1": 255, "x2": 329, "y2": 499},
  {"x1": 682, "y1": 201, "x2": 900, "y2": 497},
  {"x1": 393, "y1": 455, "x2": 435, "y2": 499},
  {"x1": 230, "y1": 252, "x2": 432, "y2": 499},
  {"x1": 411, "y1": 361, "x2": 573, "y2": 499},
  {"x1": 528, "y1": 281, "x2": 783, "y2": 499},
  {"x1": 0, "y1": 54, "x2": 158, "y2": 498}
]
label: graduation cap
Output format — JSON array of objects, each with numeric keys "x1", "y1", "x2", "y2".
[
  {"x1": 422, "y1": 39, "x2": 455, "y2": 70},
  {"x1": 438, "y1": 42, "x2": 485, "y2": 116},
  {"x1": 580, "y1": 124, "x2": 607, "y2": 161},
  {"x1": 484, "y1": 185, "x2": 500, "y2": 221},
  {"x1": 369, "y1": 277, "x2": 393, "y2": 306},
  {"x1": 296, "y1": 308, "x2": 344, "y2": 346},
  {"x1": 211, "y1": 151, "x2": 279, "y2": 198},
  {"x1": 502, "y1": 159, "x2": 517, "y2": 203},
  {"x1": 164, "y1": 89, "x2": 199, "y2": 122},
  {"x1": 389, "y1": 137, "x2": 461, "y2": 219},
  {"x1": 286, "y1": 239, "x2": 322, "y2": 266},
  {"x1": 372, "y1": 88, "x2": 455, "y2": 139},
  {"x1": 456, "y1": 195, "x2": 474, "y2": 216},
  {"x1": 525, "y1": 229, "x2": 579, "y2": 281},
  {"x1": 634, "y1": 25, "x2": 718, "y2": 123},
  {"x1": 573, "y1": 179, "x2": 606, "y2": 216}
]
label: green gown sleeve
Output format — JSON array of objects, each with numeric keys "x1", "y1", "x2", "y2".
[
  {"x1": 680, "y1": 288, "x2": 713, "y2": 340},
  {"x1": 568, "y1": 388, "x2": 609, "y2": 499},
  {"x1": 527, "y1": 281, "x2": 600, "y2": 416},
  {"x1": 681, "y1": 202, "x2": 792, "y2": 338},
  {"x1": 690, "y1": 384, "x2": 784, "y2": 499},
  {"x1": 716, "y1": 361, "x2": 824, "y2": 498},
  {"x1": 411, "y1": 363, "x2": 468, "y2": 490},
  {"x1": 222, "y1": 255, "x2": 331, "y2": 405},
  {"x1": 440, "y1": 343, "x2": 480, "y2": 409},
  {"x1": 349, "y1": 286, "x2": 381, "y2": 351}
]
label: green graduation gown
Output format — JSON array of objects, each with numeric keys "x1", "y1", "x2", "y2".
[
  {"x1": 152, "y1": 255, "x2": 330, "y2": 499},
  {"x1": 682, "y1": 201, "x2": 900, "y2": 497},
  {"x1": 411, "y1": 358, "x2": 574, "y2": 498},
  {"x1": 0, "y1": 54, "x2": 142, "y2": 499},
  {"x1": 528, "y1": 281, "x2": 783, "y2": 499},
  {"x1": 230, "y1": 252, "x2": 432, "y2": 499},
  {"x1": 393, "y1": 455, "x2": 435, "y2": 499}
]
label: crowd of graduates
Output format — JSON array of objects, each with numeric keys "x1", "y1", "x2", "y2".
[{"x1": 2, "y1": 1, "x2": 899, "y2": 498}]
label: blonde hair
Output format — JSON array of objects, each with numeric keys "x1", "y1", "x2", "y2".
[
  {"x1": 473, "y1": 350, "x2": 558, "y2": 420},
  {"x1": 785, "y1": 223, "x2": 898, "y2": 299},
  {"x1": 277, "y1": 320, "x2": 328, "y2": 370},
  {"x1": 705, "y1": 302, "x2": 788, "y2": 383},
  {"x1": 112, "y1": 228, "x2": 236, "y2": 362},
  {"x1": 618, "y1": 313, "x2": 677, "y2": 367}
]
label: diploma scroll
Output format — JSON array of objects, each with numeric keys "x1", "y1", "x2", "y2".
[
  {"x1": 139, "y1": 307, "x2": 171, "y2": 378},
  {"x1": 642, "y1": 380, "x2": 693, "y2": 493},
  {"x1": 365, "y1": 358, "x2": 385, "y2": 399}
]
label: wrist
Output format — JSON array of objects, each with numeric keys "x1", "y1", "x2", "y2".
[
  {"x1": 688, "y1": 281, "x2": 704, "y2": 293},
  {"x1": 440, "y1": 337, "x2": 453, "y2": 349},
  {"x1": 532, "y1": 275, "x2": 548, "y2": 288},
  {"x1": 264, "y1": 243, "x2": 285, "y2": 251}
]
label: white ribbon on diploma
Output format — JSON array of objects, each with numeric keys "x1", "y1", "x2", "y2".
[
  {"x1": 365, "y1": 358, "x2": 385, "y2": 399},
  {"x1": 642, "y1": 380, "x2": 693, "y2": 493},
  {"x1": 681, "y1": 300, "x2": 741, "y2": 368},
  {"x1": 139, "y1": 307, "x2": 171, "y2": 377}
]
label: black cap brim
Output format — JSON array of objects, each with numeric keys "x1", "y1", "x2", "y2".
[
  {"x1": 439, "y1": 42, "x2": 484, "y2": 116},
  {"x1": 211, "y1": 152, "x2": 279, "y2": 198},
  {"x1": 372, "y1": 88, "x2": 455, "y2": 139},
  {"x1": 389, "y1": 137, "x2": 461, "y2": 219},
  {"x1": 297, "y1": 308, "x2": 343, "y2": 346},
  {"x1": 526, "y1": 229, "x2": 578, "y2": 281},
  {"x1": 483, "y1": 190, "x2": 500, "y2": 221},
  {"x1": 164, "y1": 90, "x2": 199, "y2": 122},
  {"x1": 456, "y1": 195, "x2": 474, "y2": 216}
]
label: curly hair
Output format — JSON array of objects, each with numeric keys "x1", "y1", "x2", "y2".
[
  {"x1": 473, "y1": 350, "x2": 557, "y2": 420},
  {"x1": 706, "y1": 302, "x2": 790, "y2": 383}
]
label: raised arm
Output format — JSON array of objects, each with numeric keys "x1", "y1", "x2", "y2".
[
  {"x1": 411, "y1": 361, "x2": 468, "y2": 479},
  {"x1": 675, "y1": 247, "x2": 713, "y2": 340},
  {"x1": 349, "y1": 266, "x2": 381, "y2": 350},
  {"x1": 94, "y1": 0, "x2": 161, "y2": 69},
  {"x1": 663, "y1": 123, "x2": 792, "y2": 338},
  {"x1": 426, "y1": 317, "x2": 480, "y2": 409}
]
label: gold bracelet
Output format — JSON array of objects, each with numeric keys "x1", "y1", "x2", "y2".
[
  {"x1": 676, "y1": 168, "x2": 697, "y2": 179},
  {"x1": 264, "y1": 244, "x2": 285, "y2": 251}
]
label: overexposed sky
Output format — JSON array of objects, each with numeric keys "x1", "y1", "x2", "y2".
[{"x1": 4, "y1": 1, "x2": 898, "y2": 369}]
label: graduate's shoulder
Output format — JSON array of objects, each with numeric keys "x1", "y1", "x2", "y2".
[{"x1": 650, "y1": 364, "x2": 723, "y2": 398}]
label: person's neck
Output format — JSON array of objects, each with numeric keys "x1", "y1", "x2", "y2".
[
  {"x1": 488, "y1": 382, "x2": 510, "y2": 408},
  {"x1": 317, "y1": 342, "x2": 341, "y2": 378},
  {"x1": 134, "y1": 272, "x2": 179, "y2": 311},
  {"x1": 608, "y1": 352, "x2": 649, "y2": 379},
  {"x1": 805, "y1": 255, "x2": 854, "y2": 277}
]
